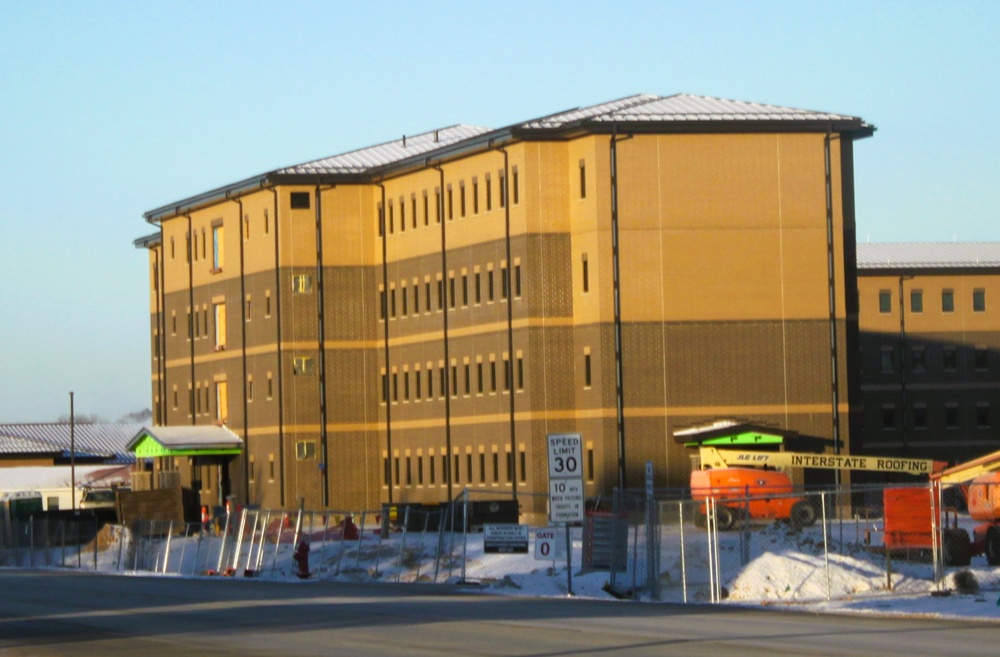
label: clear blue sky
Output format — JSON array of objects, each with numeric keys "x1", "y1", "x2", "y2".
[{"x1": 0, "y1": 1, "x2": 997, "y2": 423}]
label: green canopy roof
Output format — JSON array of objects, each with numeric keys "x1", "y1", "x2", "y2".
[{"x1": 127, "y1": 426, "x2": 243, "y2": 458}]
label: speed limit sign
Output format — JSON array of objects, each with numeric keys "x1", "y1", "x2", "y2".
[{"x1": 547, "y1": 433, "x2": 583, "y2": 479}]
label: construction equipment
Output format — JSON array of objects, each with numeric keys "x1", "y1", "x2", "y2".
[
  {"x1": 693, "y1": 445, "x2": 1000, "y2": 566},
  {"x1": 691, "y1": 447, "x2": 934, "y2": 531}
]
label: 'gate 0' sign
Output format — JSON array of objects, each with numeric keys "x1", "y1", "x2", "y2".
[{"x1": 547, "y1": 433, "x2": 583, "y2": 480}]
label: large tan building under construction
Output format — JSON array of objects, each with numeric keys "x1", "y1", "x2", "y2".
[{"x1": 135, "y1": 94, "x2": 876, "y2": 514}]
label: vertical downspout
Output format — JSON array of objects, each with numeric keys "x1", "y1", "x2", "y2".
[
  {"x1": 315, "y1": 185, "x2": 332, "y2": 507},
  {"x1": 609, "y1": 131, "x2": 628, "y2": 490},
  {"x1": 185, "y1": 213, "x2": 196, "y2": 428},
  {"x1": 376, "y1": 182, "x2": 393, "y2": 504},
  {"x1": 151, "y1": 239, "x2": 164, "y2": 425},
  {"x1": 434, "y1": 164, "x2": 454, "y2": 501},
  {"x1": 497, "y1": 144, "x2": 517, "y2": 500},
  {"x1": 270, "y1": 188, "x2": 286, "y2": 507},
  {"x1": 229, "y1": 195, "x2": 250, "y2": 505},
  {"x1": 158, "y1": 229, "x2": 167, "y2": 425},
  {"x1": 824, "y1": 130, "x2": 842, "y2": 455}
]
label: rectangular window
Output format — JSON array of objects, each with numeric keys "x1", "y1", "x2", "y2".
[
  {"x1": 974, "y1": 346, "x2": 989, "y2": 370},
  {"x1": 295, "y1": 440, "x2": 317, "y2": 460},
  {"x1": 442, "y1": 454, "x2": 449, "y2": 484},
  {"x1": 514, "y1": 264, "x2": 521, "y2": 298},
  {"x1": 247, "y1": 377, "x2": 254, "y2": 403},
  {"x1": 425, "y1": 281, "x2": 431, "y2": 312},
  {"x1": 406, "y1": 457, "x2": 412, "y2": 486},
  {"x1": 973, "y1": 289, "x2": 986, "y2": 312},
  {"x1": 429, "y1": 455, "x2": 435, "y2": 484},
  {"x1": 390, "y1": 288, "x2": 396, "y2": 318},
  {"x1": 499, "y1": 171, "x2": 506, "y2": 208},
  {"x1": 212, "y1": 225, "x2": 224, "y2": 271},
  {"x1": 977, "y1": 403, "x2": 990, "y2": 428},
  {"x1": 512, "y1": 166, "x2": 519, "y2": 204},
  {"x1": 910, "y1": 290, "x2": 923, "y2": 313},
  {"x1": 381, "y1": 372, "x2": 388, "y2": 402},
  {"x1": 427, "y1": 367, "x2": 433, "y2": 398},
  {"x1": 490, "y1": 360, "x2": 497, "y2": 392},
  {"x1": 399, "y1": 197, "x2": 406, "y2": 232},
  {"x1": 501, "y1": 265, "x2": 509, "y2": 300},
  {"x1": 392, "y1": 372, "x2": 398, "y2": 402},
  {"x1": 449, "y1": 276, "x2": 456, "y2": 309},
  {"x1": 879, "y1": 290, "x2": 892, "y2": 314},
  {"x1": 945, "y1": 403, "x2": 959, "y2": 428},
  {"x1": 213, "y1": 302, "x2": 227, "y2": 350},
  {"x1": 404, "y1": 371, "x2": 410, "y2": 401},
  {"x1": 267, "y1": 374, "x2": 273, "y2": 399},
  {"x1": 479, "y1": 453, "x2": 486, "y2": 483},
  {"x1": 584, "y1": 353, "x2": 592, "y2": 387},
  {"x1": 451, "y1": 364, "x2": 458, "y2": 397},
  {"x1": 437, "y1": 280, "x2": 444, "y2": 310},
  {"x1": 413, "y1": 283, "x2": 419, "y2": 316},
  {"x1": 290, "y1": 192, "x2": 311, "y2": 209},
  {"x1": 447, "y1": 186, "x2": 453, "y2": 220},
  {"x1": 244, "y1": 295, "x2": 252, "y2": 322},
  {"x1": 519, "y1": 449, "x2": 526, "y2": 483},
  {"x1": 269, "y1": 456, "x2": 275, "y2": 481},
  {"x1": 488, "y1": 270, "x2": 495, "y2": 302},
  {"x1": 506, "y1": 451, "x2": 513, "y2": 483},
  {"x1": 517, "y1": 356, "x2": 524, "y2": 390},
  {"x1": 379, "y1": 289, "x2": 386, "y2": 320},
  {"x1": 587, "y1": 447, "x2": 594, "y2": 482},
  {"x1": 464, "y1": 363, "x2": 470, "y2": 395},
  {"x1": 914, "y1": 404, "x2": 928, "y2": 429},
  {"x1": 942, "y1": 289, "x2": 954, "y2": 313},
  {"x1": 394, "y1": 457, "x2": 400, "y2": 486},
  {"x1": 460, "y1": 182, "x2": 466, "y2": 217},
  {"x1": 215, "y1": 381, "x2": 228, "y2": 423},
  {"x1": 503, "y1": 356, "x2": 511, "y2": 391},
  {"x1": 467, "y1": 453, "x2": 473, "y2": 483},
  {"x1": 292, "y1": 274, "x2": 313, "y2": 294},
  {"x1": 415, "y1": 368, "x2": 422, "y2": 399},
  {"x1": 880, "y1": 348, "x2": 895, "y2": 374},
  {"x1": 377, "y1": 203, "x2": 384, "y2": 237},
  {"x1": 401, "y1": 285, "x2": 408, "y2": 316},
  {"x1": 881, "y1": 405, "x2": 896, "y2": 430},
  {"x1": 462, "y1": 274, "x2": 469, "y2": 306},
  {"x1": 472, "y1": 179, "x2": 479, "y2": 214},
  {"x1": 435, "y1": 188, "x2": 442, "y2": 224},
  {"x1": 911, "y1": 346, "x2": 926, "y2": 372},
  {"x1": 454, "y1": 454, "x2": 460, "y2": 484},
  {"x1": 486, "y1": 176, "x2": 492, "y2": 211},
  {"x1": 423, "y1": 192, "x2": 429, "y2": 226},
  {"x1": 475, "y1": 272, "x2": 481, "y2": 304},
  {"x1": 943, "y1": 347, "x2": 958, "y2": 371},
  {"x1": 579, "y1": 160, "x2": 586, "y2": 199},
  {"x1": 492, "y1": 452, "x2": 500, "y2": 482},
  {"x1": 417, "y1": 456, "x2": 423, "y2": 485},
  {"x1": 477, "y1": 362, "x2": 484, "y2": 393},
  {"x1": 439, "y1": 366, "x2": 446, "y2": 398},
  {"x1": 383, "y1": 457, "x2": 390, "y2": 486},
  {"x1": 582, "y1": 254, "x2": 589, "y2": 293}
]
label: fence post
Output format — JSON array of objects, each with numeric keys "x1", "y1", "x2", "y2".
[
  {"x1": 821, "y1": 491, "x2": 831, "y2": 601},
  {"x1": 679, "y1": 501, "x2": 688, "y2": 604},
  {"x1": 461, "y1": 490, "x2": 469, "y2": 584},
  {"x1": 396, "y1": 506, "x2": 410, "y2": 583}
]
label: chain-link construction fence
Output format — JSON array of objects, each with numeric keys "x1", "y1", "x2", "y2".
[{"x1": 3, "y1": 483, "x2": 998, "y2": 605}]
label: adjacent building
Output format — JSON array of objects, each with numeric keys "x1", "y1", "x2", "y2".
[
  {"x1": 856, "y1": 243, "x2": 1000, "y2": 465},
  {"x1": 136, "y1": 94, "x2": 875, "y2": 515}
]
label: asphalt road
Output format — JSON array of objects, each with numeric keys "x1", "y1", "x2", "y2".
[{"x1": 0, "y1": 570, "x2": 996, "y2": 656}]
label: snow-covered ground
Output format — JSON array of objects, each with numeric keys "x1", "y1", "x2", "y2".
[{"x1": 8, "y1": 516, "x2": 999, "y2": 624}]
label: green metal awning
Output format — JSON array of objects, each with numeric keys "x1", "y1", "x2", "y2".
[
  {"x1": 673, "y1": 420, "x2": 832, "y2": 452},
  {"x1": 127, "y1": 426, "x2": 243, "y2": 458}
]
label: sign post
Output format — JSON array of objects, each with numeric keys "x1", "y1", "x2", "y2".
[{"x1": 547, "y1": 433, "x2": 584, "y2": 596}]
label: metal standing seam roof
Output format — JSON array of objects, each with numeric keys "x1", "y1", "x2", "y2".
[
  {"x1": 857, "y1": 243, "x2": 1000, "y2": 270},
  {"x1": 519, "y1": 93, "x2": 868, "y2": 129},
  {"x1": 275, "y1": 125, "x2": 493, "y2": 176},
  {"x1": 0, "y1": 423, "x2": 140, "y2": 463},
  {"x1": 142, "y1": 93, "x2": 873, "y2": 225}
]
